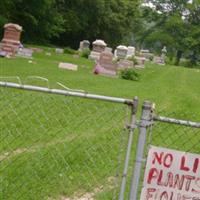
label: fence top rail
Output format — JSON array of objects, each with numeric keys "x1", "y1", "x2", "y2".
[
  {"x1": 154, "y1": 115, "x2": 200, "y2": 128},
  {"x1": 0, "y1": 81, "x2": 134, "y2": 105}
]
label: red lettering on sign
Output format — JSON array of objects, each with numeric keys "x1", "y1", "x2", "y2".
[
  {"x1": 147, "y1": 168, "x2": 159, "y2": 184},
  {"x1": 164, "y1": 154, "x2": 173, "y2": 168},
  {"x1": 173, "y1": 174, "x2": 185, "y2": 190},
  {"x1": 146, "y1": 188, "x2": 156, "y2": 200},
  {"x1": 193, "y1": 158, "x2": 199, "y2": 173},
  {"x1": 192, "y1": 178, "x2": 200, "y2": 193},
  {"x1": 180, "y1": 156, "x2": 190, "y2": 172},
  {"x1": 152, "y1": 152, "x2": 164, "y2": 165},
  {"x1": 160, "y1": 191, "x2": 168, "y2": 200},
  {"x1": 152, "y1": 152, "x2": 173, "y2": 168},
  {"x1": 184, "y1": 175, "x2": 195, "y2": 191}
]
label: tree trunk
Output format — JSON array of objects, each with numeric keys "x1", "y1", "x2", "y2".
[
  {"x1": 190, "y1": 50, "x2": 197, "y2": 67},
  {"x1": 175, "y1": 50, "x2": 183, "y2": 66}
]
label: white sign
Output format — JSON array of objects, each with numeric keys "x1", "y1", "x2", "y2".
[{"x1": 140, "y1": 146, "x2": 200, "y2": 200}]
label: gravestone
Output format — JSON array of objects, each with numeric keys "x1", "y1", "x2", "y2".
[
  {"x1": 89, "y1": 39, "x2": 107, "y2": 61},
  {"x1": 46, "y1": 52, "x2": 51, "y2": 56},
  {"x1": 55, "y1": 48, "x2": 64, "y2": 54},
  {"x1": 153, "y1": 56, "x2": 165, "y2": 65},
  {"x1": 116, "y1": 45, "x2": 128, "y2": 59},
  {"x1": 30, "y1": 47, "x2": 43, "y2": 53},
  {"x1": 1, "y1": 23, "x2": 22, "y2": 56},
  {"x1": 135, "y1": 56, "x2": 146, "y2": 68},
  {"x1": 16, "y1": 48, "x2": 33, "y2": 59},
  {"x1": 79, "y1": 40, "x2": 90, "y2": 51},
  {"x1": 126, "y1": 46, "x2": 135, "y2": 58},
  {"x1": 58, "y1": 62, "x2": 78, "y2": 71},
  {"x1": 105, "y1": 47, "x2": 112, "y2": 53},
  {"x1": 0, "y1": 51, "x2": 7, "y2": 57},
  {"x1": 93, "y1": 63, "x2": 116, "y2": 77},
  {"x1": 140, "y1": 49, "x2": 153, "y2": 60},
  {"x1": 161, "y1": 46, "x2": 167, "y2": 64},
  {"x1": 99, "y1": 51, "x2": 115, "y2": 70},
  {"x1": 117, "y1": 59, "x2": 134, "y2": 69},
  {"x1": 94, "y1": 51, "x2": 117, "y2": 76}
]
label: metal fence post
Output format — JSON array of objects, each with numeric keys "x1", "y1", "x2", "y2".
[
  {"x1": 129, "y1": 101, "x2": 153, "y2": 200},
  {"x1": 119, "y1": 97, "x2": 138, "y2": 200}
]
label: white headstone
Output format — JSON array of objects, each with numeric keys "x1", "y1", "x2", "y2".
[
  {"x1": 116, "y1": 45, "x2": 128, "y2": 59},
  {"x1": 16, "y1": 48, "x2": 33, "y2": 59},
  {"x1": 89, "y1": 39, "x2": 107, "y2": 60},
  {"x1": 126, "y1": 46, "x2": 135, "y2": 58},
  {"x1": 105, "y1": 47, "x2": 112, "y2": 53},
  {"x1": 55, "y1": 48, "x2": 64, "y2": 54},
  {"x1": 58, "y1": 62, "x2": 78, "y2": 71}
]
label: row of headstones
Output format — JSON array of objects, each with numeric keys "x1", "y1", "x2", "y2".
[
  {"x1": 78, "y1": 39, "x2": 146, "y2": 76},
  {"x1": 79, "y1": 39, "x2": 167, "y2": 66},
  {"x1": 79, "y1": 39, "x2": 137, "y2": 60}
]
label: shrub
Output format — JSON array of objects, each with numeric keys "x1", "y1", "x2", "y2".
[
  {"x1": 64, "y1": 47, "x2": 77, "y2": 55},
  {"x1": 149, "y1": 55, "x2": 154, "y2": 61},
  {"x1": 80, "y1": 48, "x2": 90, "y2": 58},
  {"x1": 129, "y1": 56, "x2": 138, "y2": 65},
  {"x1": 120, "y1": 68, "x2": 140, "y2": 81}
]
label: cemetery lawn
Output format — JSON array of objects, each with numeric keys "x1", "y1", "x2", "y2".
[
  {"x1": 1, "y1": 48, "x2": 200, "y2": 116},
  {"x1": 0, "y1": 48, "x2": 200, "y2": 200}
]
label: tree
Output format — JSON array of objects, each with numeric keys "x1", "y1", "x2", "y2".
[
  {"x1": 1, "y1": 0, "x2": 65, "y2": 43},
  {"x1": 140, "y1": 0, "x2": 200, "y2": 66},
  {"x1": 51, "y1": 0, "x2": 141, "y2": 48}
]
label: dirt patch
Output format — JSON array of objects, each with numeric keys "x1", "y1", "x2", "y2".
[
  {"x1": 0, "y1": 135, "x2": 76, "y2": 162},
  {"x1": 57, "y1": 186, "x2": 103, "y2": 200}
]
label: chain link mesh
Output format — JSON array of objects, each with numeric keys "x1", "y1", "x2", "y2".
[
  {"x1": 0, "y1": 87, "x2": 131, "y2": 200},
  {"x1": 136, "y1": 112, "x2": 200, "y2": 199}
]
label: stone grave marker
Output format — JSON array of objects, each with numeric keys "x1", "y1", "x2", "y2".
[
  {"x1": 89, "y1": 39, "x2": 107, "y2": 61},
  {"x1": 135, "y1": 56, "x2": 146, "y2": 68},
  {"x1": 153, "y1": 56, "x2": 165, "y2": 65},
  {"x1": 55, "y1": 48, "x2": 64, "y2": 54},
  {"x1": 30, "y1": 47, "x2": 43, "y2": 53},
  {"x1": 79, "y1": 40, "x2": 90, "y2": 51},
  {"x1": 140, "y1": 49, "x2": 153, "y2": 60},
  {"x1": 94, "y1": 51, "x2": 117, "y2": 76},
  {"x1": 45, "y1": 52, "x2": 51, "y2": 56},
  {"x1": 16, "y1": 48, "x2": 33, "y2": 59},
  {"x1": 161, "y1": 46, "x2": 167, "y2": 64},
  {"x1": 0, "y1": 51, "x2": 6, "y2": 57},
  {"x1": 116, "y1": 45, "x2": 128, "y2": 59},
  {"x1": 59, "y1": 62, "x2": 78, "y2": 71},
  {"x1": 126, "y1": 46, "x2": 135, "y2": 58},
  {"x1": 1, "y1": 23, "x2": 22, "y2": 56},
  {"x1": 117, "y1": 59, "x2": 134, "y2": 69},
  {"x1": 105, "y1": 47, "x2": 112, "y2": 53}
]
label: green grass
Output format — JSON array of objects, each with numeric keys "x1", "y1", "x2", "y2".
[
  {"x1": 0, "y1": 47, "x2": 200, "y2": 200},
  {"x1": 1, "y1": 49, "x2": 200, "y2": 115}
]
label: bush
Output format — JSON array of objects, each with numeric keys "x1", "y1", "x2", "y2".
[
  {"x1": 120, "y1": 68, "x2": 140, "y2": 81},
  {"x1": 80, "y1": 48, "x2": 90, "y2": 58},
  {"x1": 127, "y1": 56, "x2": 138, "y2": 65},
  {"x1": 149, "y1": 55, "x2": 154, "y2": 61},
  {"x1": 64, "y1": 47, "x2": 77, "y2": 55}
]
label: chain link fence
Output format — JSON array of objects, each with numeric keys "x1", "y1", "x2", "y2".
[
  {"x1": 129, "y1": 103, "x2": 200, "y2": 200},
  {"x1": 0, "y1": 81, "x2": 135, "y2": 200},
  {"x1": 0, "y1": 80, "x2": 200, "y2": 200}
]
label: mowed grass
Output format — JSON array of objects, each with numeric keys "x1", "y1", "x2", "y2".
[
  {"x1": 0, "y1": 47, "x2": 200, "y2": 200},
  {"x1": 0, "y1": 48, "x2": 200, "y2": 116}
]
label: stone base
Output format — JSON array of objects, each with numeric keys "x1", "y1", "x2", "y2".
[
  {"x1": 1, "y1": 42, "x2": 19, "y2": 56},
  {"x1": 89, "y1": 51, "x2": 101, "y2": 61},
  {"x1": 117, "y1": 59, "x2": 134, "y2": 69},
  {"x1": 93, "y1": 64, "x2": 117, "y2": 77}
]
